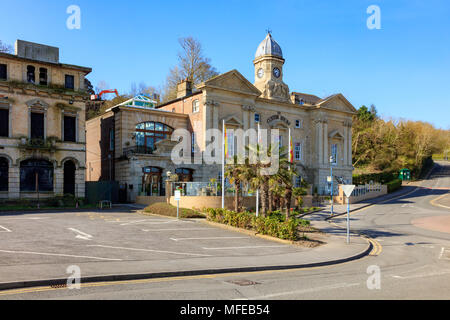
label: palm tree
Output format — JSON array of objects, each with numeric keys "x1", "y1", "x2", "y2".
[{"x1": 225, "y1": 155, "x2": 249, "y2": 212}]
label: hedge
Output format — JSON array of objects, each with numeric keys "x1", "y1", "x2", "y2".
[
  {"x1": 352, "y1": 171, "x2": 397, "y2": 185},
  {"x1": 386, "y1": 179, "x2": 402, "y2": 193},
  {"x1": 205, "y1": 208, "x2": 308, "y2": 241},
  {"x1": 144, "y1": 203, "x2": 205, "y2": 218}
]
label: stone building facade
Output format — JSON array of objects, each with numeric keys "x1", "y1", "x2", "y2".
[
  {"x1": 0, "y1": 40, "x2": 91, "y2": 199},
  {"x1": 86, "y1": 33, "x2": 356, "y2": 202}
]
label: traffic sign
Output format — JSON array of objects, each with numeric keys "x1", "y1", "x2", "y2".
[
  {"x1": 174, "y1": 190, "x2": 181, "y2": 201},
  {"x1": 342, "y1": 185, "x2": 356, "y2": 198}
]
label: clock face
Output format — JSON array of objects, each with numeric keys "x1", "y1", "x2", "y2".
[
  {"x1": 257, "y1": 68, "x2": 264, "y2": 79},
  {"x1": 273, "y1": 67, "x2": 281, "y2": 78}
]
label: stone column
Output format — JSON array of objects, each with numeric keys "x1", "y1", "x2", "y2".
[
  {"x1": 317, "y1": 120, "x2": 323, "y2": 165},
  {"x1": 75, "y1": 168, "x2": 85, "y2": 198},
  {"x1": 343, "y1": 124, "x2": 348, "y2": 167},
  {"x1": 347, "y1": 123, "x2": 352, "y2": 166},
  {"x1": 54, "y1": 167, "x2": 64, "y2": 195},
  {"x1": 323, "y1": 120, "x2": 328, "y2": 165},
  {"x1": 8, "y1": 166, "x2": 20, "y2": 199}
]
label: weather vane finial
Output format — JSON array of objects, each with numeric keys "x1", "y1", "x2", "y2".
[{"x1": 266, "y1": 28, "x2": 272, "y2": 35}]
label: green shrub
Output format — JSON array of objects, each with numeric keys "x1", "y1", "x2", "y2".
[
  {"x1": 144, "y1": 202, "x2": 205, "y2": 218},
  {"x1": 278, "y1": 219, "x2": 299, "y2": 240},
  {"x1": 387, "y1": 179, "x2": 402, "y2": 193}
]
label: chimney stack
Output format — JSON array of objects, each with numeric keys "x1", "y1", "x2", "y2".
[{"x1": 176, "y1": 78, "x2": 193, "y2": 99}]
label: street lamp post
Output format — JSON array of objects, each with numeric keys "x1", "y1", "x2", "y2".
[{"x1": 330, "y1": 155, "x2": 334, "y2": 215}]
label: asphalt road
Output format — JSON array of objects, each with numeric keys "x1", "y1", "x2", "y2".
[{"x1": 1, "y1": 162, "x2": 449, "y2": 300}]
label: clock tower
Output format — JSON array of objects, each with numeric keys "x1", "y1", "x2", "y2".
[{"x1": 253, "y1": 32, "x2": 290, "y2": 102}]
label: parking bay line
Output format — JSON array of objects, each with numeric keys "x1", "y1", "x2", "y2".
[
  {"x1": 0, "y1": 249, "x2": 122, "y2": 261},
  {"x1": 87, "y1": 244, "x2": 212, "y2": 257},
  {"x1": 170, "y1": 236, "x2": 248, "y2": 242},
  {"x1": 202, "y1": 245, "x2": 288, "y2": 250},
  {"x1": 142, "y1": 228, "x2": 213, "y2": 232},
  {"x1": 0, "y1": 226, "x2": 11, "y2": 233}
]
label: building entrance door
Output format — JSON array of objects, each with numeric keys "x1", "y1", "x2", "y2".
[{"x1": 142, "y1": 167, "x2": 163, "y2": 196}]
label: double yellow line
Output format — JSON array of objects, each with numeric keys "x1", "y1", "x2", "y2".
[{"x1": 366, "y1": 237, "x2": 382, "y2": 256}]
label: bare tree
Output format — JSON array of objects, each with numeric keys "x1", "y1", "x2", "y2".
[
  {"x1": 0, "y1": 40, "x2": 13, "y2": 53},
  {"x1": 162, "y1": 37, "x2": 218, "y2": 102}
]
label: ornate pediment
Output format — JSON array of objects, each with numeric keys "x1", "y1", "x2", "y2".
[
  {"x1": 316, "y1": 94, "x2": 357, "y2": 114},
  {"x1": 201, "y1": 70, "x2": 261, "y2": 96},
  {"x1": 26, "y1": 98, "x2": 49, "y2": 110}
]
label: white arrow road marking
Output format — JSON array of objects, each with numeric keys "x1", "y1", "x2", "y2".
[
  {"x1": 68, "y1": 228, "x2": 93, "y2": 240},
  {"x1": 0, "y1": 249, "x2": 122, "y2": 261},
  {"x1": 0, "y1": 225, "x2": 11, "y2": 232},
  {"x1": 87, "y1": 244, "x2": 212, "y2": 257},
  {"x1": 170, "y1": 236, "x2": 248, "y2": 242}
]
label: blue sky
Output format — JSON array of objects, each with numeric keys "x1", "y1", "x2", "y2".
[{"x1": 1, "y1": 0, "x2": 449, "y2": 129}]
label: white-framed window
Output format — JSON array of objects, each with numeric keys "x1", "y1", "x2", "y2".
[
  {"x1": 331, "y1": 144, "x2": 338, "y2": 164},
  {"x1": 254, "y1": 113, "x2": 260, "y2": 123},
  {"x1": 295, "y1": 119, "x2": 302, "y2": 128},
  {"x1": 192, "y1": 100, "x2": 199, "y2": 113},
  {"x1": 227, "y1": 130, "x2": 235, "y2": 157},
  {"x1": 295, "y1": 142, "x2": 302, "y2": 161}
]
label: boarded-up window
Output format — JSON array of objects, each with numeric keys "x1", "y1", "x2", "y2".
[
  {"x1": 64, "y1": 115, "x2": 76, "y2": 142},
  {"x1": 65, "y1": 75, "x2": 74, "y2": 89},
  {"x1": 0, "y1": 109, "x2": 8, "y2": 137},
  {"x1": 0, "y1": 157, "x2": 8, "y2": 191},
  {"x1": 30, "y1": 112, "x2": 44, "y2": 139},
  {"x1": 0, "y1": 64, "x2": 6, "y2": 80},
  {"x1": 20, "y1": 159, "x2": 53, "y2": 192}
]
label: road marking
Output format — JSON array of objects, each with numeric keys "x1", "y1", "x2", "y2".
[
  {"x1": 141, "y1": 228, "x2": 212, "y2": 232},
  {"x1": 430, "y1": 193, "x2": 450, "y2": 210},
  {"x1": 68, "y1": 228, "x2": 93, "y2": 240},
  {"x1": 87, "y1": 244, "x2": 212, "y2": 257},
  {"x1": 236, "y1": 282, "x2": 361, "y2": 300},
  {"x1": 0, "y1": 249, "x2": 122, "y2": 261},
  {"x1": 120, "y1": 219, "x2": 190, "y2": 226},
  {"x1": 0, "y1": 225, "x2": 11, "y2": 233},
  {"x1": 391, "y1": 269, "x2": 450, "y2": 280},
  {"x1": 170, "y1": 236, "x2": 248, "y2": 242},
  {"x1": 202, "y1": 245, "x2": 287, "y2": 250}
]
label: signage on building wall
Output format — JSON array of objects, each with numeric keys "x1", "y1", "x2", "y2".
[{"x1": 267, "y1": 114, "x2": 291, "y2": 126}]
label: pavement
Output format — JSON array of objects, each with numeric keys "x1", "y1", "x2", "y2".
[
  {"x1": 1, "y1": 162, "x2": 448, "y2": 299},
  {"x1": 0, "y1": 205, "x2": 370, "y2": 291}
]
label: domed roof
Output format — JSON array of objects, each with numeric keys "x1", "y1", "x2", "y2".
[{"x1": 255, "y1": 33, "x2": 283, "y2": 59}]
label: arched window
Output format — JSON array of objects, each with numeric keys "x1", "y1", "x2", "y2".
[
  {"x1": 0, "y1": 157, "x2": 8, "y2": 192},
  {"x1": 135, "y1": 122, "x2": 173, "y2": 152},
  {"x1": 20, "y1": 159, "x2": 54, "y2": 192}
]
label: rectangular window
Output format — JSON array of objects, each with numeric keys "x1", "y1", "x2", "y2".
[
  {"x1": 295, "y1": 142, "x2": 302, "y2": 161},
  {"x1": 226, "y1": 130, "x2": 235, "y2": 158},
  {"x1": 254, "y1": 113, "x2": 260, "y2": 123},
  {"x1": 295, "y1": 175, "x2": 303, "y2": 188},
  {"x1": 27, "y1": 66, "x2": 35, "y2": 83},
  {"x1": 192, "y1": 100, "x2": 199, "y2": 113},
  {"x1": 191, "y1": 132, "x2": 196, "y2": 153},
  {"x1": 109, "y1": 129, "x2": 114, "y2": 151},
  {"x1": 65, "y1": 75, "x2": 75, "y2": 89},
  {"x1": 295, "y1": 119, "x2": 302, "y2": 128},
  {"x1": 39, "y1": 68, "x2": 48, "y2": 86},
  {"x1": 30, "y1": 112, "x2": 44, "y2": 139},
  {"x1": 331, "y1": 144, "x2": 338, "y2": 164},
  {"x1": 0, "y1": 109, "x2": 8, "y2": 137},
  {"x1": 63, "y1": 115, "x2": 76, "y2": 142},
  {"x1": 0, "y1": 64, "x2": 7, "y2": 80},
  {"x1": 278, "y1": 135, "x2": 283, "y2": 148}
]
